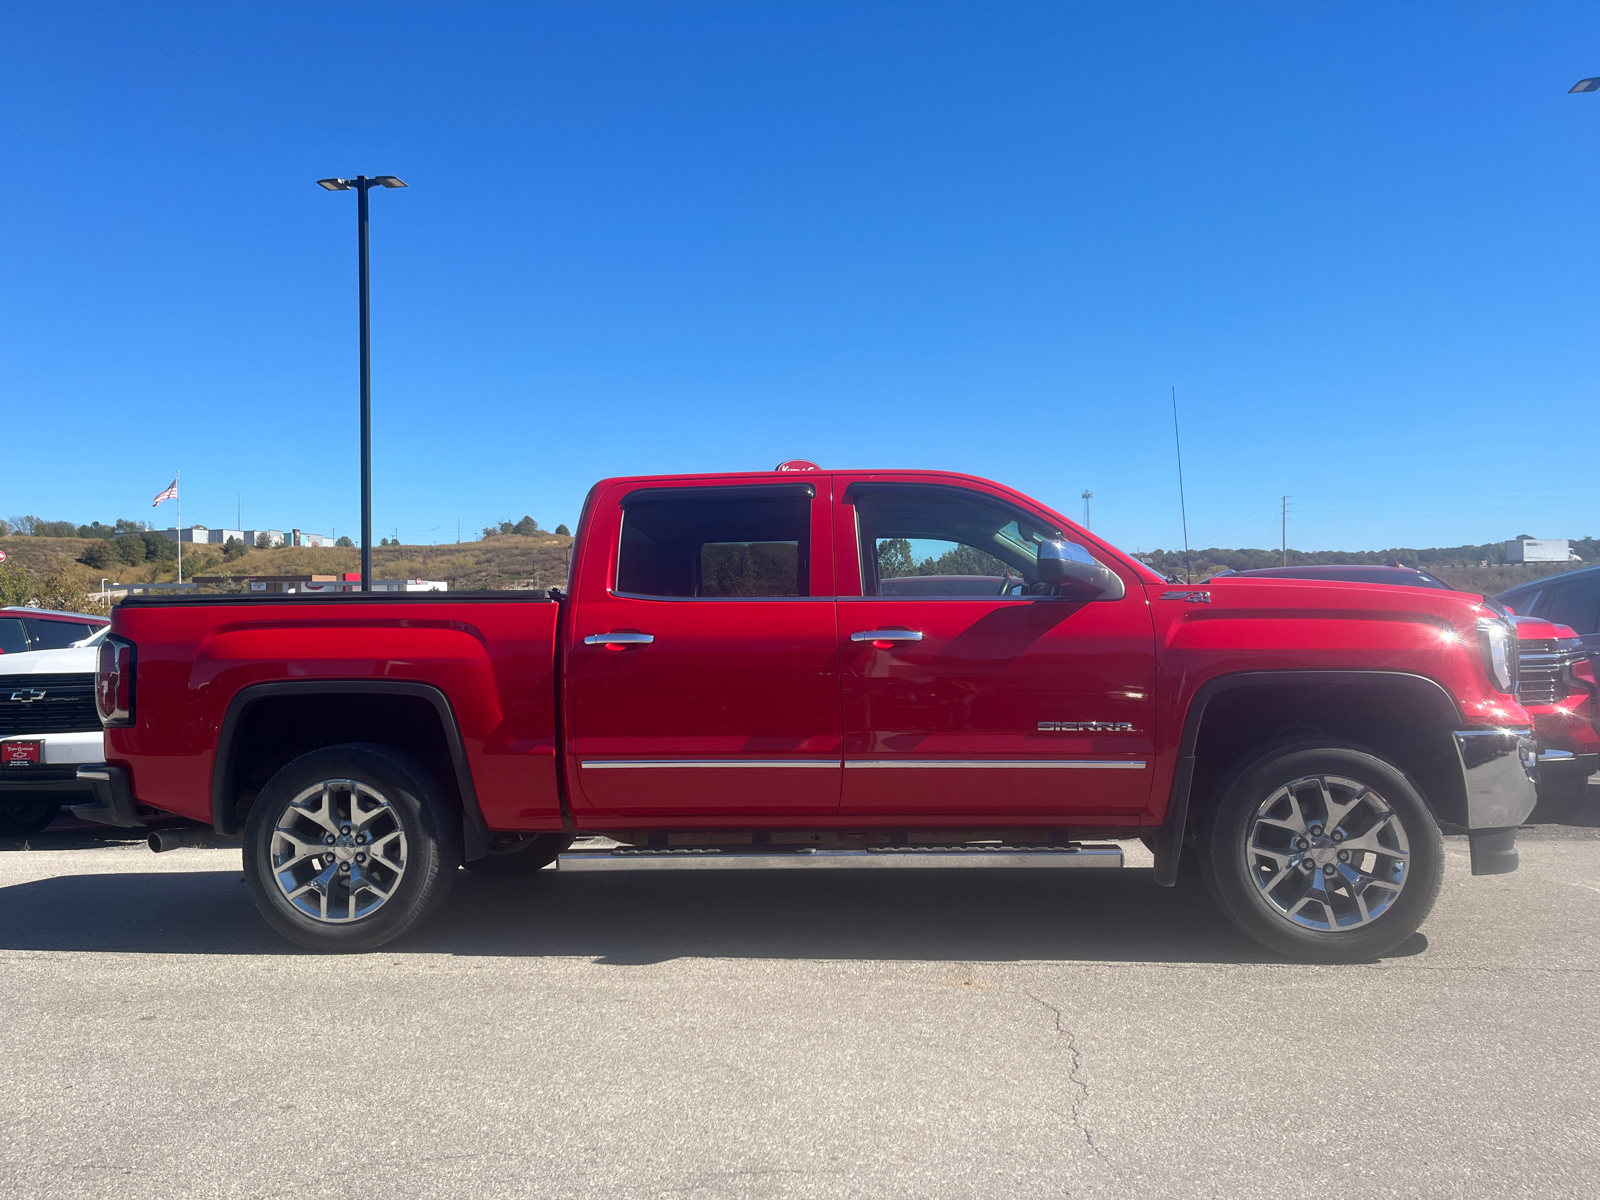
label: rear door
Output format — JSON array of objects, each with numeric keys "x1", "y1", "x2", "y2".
[
  {"x1": 567, "y1": 478, "x2": 843, "y2": 820},
  {"x1": 833, "y1": 479, "x2": 1156, "y2": 820}
]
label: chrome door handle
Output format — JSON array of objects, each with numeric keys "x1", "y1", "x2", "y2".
[
  {"x1": 850, "y1": 629, "x2": 924, "y2": 642},
  {"x1": 584, "y1": 631, "x2": 655, "y2": 646}
]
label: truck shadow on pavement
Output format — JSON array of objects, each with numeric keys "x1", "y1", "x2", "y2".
[{"x1": 0, "y1": 864, "x2": 1429, "y2": 965}]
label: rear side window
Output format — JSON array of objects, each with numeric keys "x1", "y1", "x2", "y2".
[
  {"x1": 617, "y1": 486, "x2": 812, "y2": 599},
  {"x1": 23, "y1": 619, "x2": 98, "y2": 650},
  {"x1": 0, "y1": 619, "x2": 25, "y2": 654},
  {"x1": 1542, "y1": 576, "x2": 1600, "y2": 634}
]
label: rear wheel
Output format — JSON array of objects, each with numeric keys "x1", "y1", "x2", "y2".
[
  {"x1": 1199, "y1": 743, "x2": 1444, "y2": 963},
  {"x1": 463, "y1": 832, "x2": 574, "y2": 876},
  {"x1": 242, "y1": 744, "x2": 462, "y2": 952},
  {"x1": 0, "y1": 802, "x2": 60, "y2": 836}
]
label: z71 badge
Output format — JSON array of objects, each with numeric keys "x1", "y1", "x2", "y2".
[{"x1": 1037, "y1": 721, "x2": 1135, "y2": 733}]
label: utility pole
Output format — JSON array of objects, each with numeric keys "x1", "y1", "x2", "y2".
[
  {"x1": 317, "y1": 173, "x2": 408, "y2": 591},
  {"x1": 1282, "y1": 495, "x2": 1288, "y2": 566},
  {"x1": 1081, "y1": 490, "x2": 1093, "y2": 531}
]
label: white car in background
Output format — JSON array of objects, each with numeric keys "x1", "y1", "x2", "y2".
[{"x1": 0, "y1": 608, "x2": 111, "y2": 835}]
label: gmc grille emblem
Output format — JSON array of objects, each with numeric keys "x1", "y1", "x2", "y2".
[{"x1": 9, "y1": 690, "x2": 46, "y2": 703}]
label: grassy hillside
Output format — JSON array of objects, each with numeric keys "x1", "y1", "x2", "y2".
[
  {"x1": 0, "y1": 533, "x2": 573, "y2": 608},
  {"x1": 1, "y1": 529, "x2": 1588, "y2": 610}
]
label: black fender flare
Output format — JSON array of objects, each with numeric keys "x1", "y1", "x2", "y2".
[
  {"x1": 1150, "y1": 670, "x2": 1462, "y2": 886},
  {"x1": 211, "y1": 680, "x2": 490, "y2": 855}
]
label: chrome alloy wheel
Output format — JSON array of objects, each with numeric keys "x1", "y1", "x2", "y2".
[
  {"x1": 1245, "y1": 773, "x2": 1409, "y2": 931},
  {"x1": 270, "y1": 779, "x2": 408, "y2": 923}
]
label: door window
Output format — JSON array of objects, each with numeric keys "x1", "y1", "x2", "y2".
[
  {"x1": 0, "y1": 619, "x2": 25, "y2": 654},
  {"x1": 23, "y1": 619, "x2": 98, "y2": 650},
  {"x1": 617, "y1": 486, "x2": 811, "y2": 598},
  {"x1": 1542, "y1": 576, "x2": 1600, "y2": 635},
  {"x1": 854, "y1": 487, "x2": 1066, "y2": 597}
]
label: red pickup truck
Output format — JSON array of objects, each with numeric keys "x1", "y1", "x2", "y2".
[{"x1": 75, "y1": 466, "x2": 1537, "y2": 962}]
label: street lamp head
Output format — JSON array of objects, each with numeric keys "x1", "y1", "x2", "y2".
[
  {"x1": 1571, "y1": 77, "x2": 1600, "y2": 93},
  {"x1": 317, "y1": 178, "x2": 353, "y2": 191},
  {"x1": 371, "y1": 176, "x2": 408, "y2": 189}
]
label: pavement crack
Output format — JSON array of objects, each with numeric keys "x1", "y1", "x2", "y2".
[{"x1": 1022, "y1": 988, "x2": 1106, "y2": 1163}]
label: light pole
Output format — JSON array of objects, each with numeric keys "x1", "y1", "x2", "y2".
[
  {"x1": 1081, "y1": 490, "x2": 1093, "y2": 531},
  {"x1": 1571, "y1": 77, "x2": 1600, "y2": 93},
  {"x1": 317, "y1": 174, "x2": 408, "y2": 591}
]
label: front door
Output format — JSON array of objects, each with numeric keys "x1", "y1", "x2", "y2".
[
  {"x1": 835, "y1": 481, "x2": 1156, "y2": 820},
  {"x1": 569, "y1": 480, "x2": 843, "y2": 820}
]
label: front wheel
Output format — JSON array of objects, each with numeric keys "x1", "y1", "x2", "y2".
[
  {"x1": 1199, "y1": 743, "x2": 1444, "y2": 963},
  {"x1": 242, "y1": 744, "x2": 462, "y2": 952}
]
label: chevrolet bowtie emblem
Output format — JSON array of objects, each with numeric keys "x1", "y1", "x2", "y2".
[{"x1": 9, "y1": 689, "x2": 46, "y2": 702}]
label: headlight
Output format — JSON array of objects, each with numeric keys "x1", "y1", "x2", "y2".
[{"x1": 1475, "y1": 618, "x2": 1516, "y2": 694}]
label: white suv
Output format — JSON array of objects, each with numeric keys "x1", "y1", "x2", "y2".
[{"x1": 0, "y1": 608, "x2": 111, "y2": 835}]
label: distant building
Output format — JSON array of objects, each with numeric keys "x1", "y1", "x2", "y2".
[
  {"x1": 291, "y1": 530, "x2": 335, "y2": 548},
  {"x1": 242, "y1": 529, "x2": 286, "y2": 548},
  {"x1": 158, "y1": 525, "x2": 213, "y2": 544}
]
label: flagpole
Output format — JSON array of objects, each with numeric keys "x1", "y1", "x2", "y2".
[{"x1": 176, "y1": 469, "x2": 182, "y2": 587}]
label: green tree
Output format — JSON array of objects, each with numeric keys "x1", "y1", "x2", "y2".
[
  {"x1": 114, "y1": 535, "x2": 147, "y2": 565},
  {"x1": 78, "y1": 539, "x2": 115, "y2": 569},
  {"x1": 335, "y1": 535, "x2": 354, "y2": 548},
  {"x1": 222, "y1": 536, "x2": 250, "y2": 562},
  {"x1": 142, "y1": 531, "x2": 178, "y2": 562},
  {"x1": 554, "y1": 524, "x2": 571, "y2": 537},
  {"x1": 33, "y1": 520, "x2": 78, "y2": 538},
  {"x1": 876, "y1": 538, "x2": 915, "y2": 579},
  {"x1": 513, "y1": 516, "x2": 541, "y2": 536}
]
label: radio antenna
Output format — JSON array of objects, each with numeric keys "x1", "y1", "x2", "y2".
[{"x1": 1171, "y1": 386, "x2": 1192, "y2": 582}]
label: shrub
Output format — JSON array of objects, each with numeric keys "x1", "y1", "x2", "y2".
[
  {"x1": 555, "y1": 524, "x2": 571, "y2": 537},
  {"x1": 255, "y1": 532, "x2": 273, "y2": 549},
  {"x1": 0, "y1": 562, "x2": 31, "y2": 606},
  {"x1": 222, "y1": 536, "x2": 249, "y2": 562},
  {"x1": 78, "y1": 539, "x2": 115, "y2": 569},
  {"x1": 336, "y1": 536, "x2": 354, "y2": 547},
  {"x1": 32, "y1": 520, "x2": 78, "y2": 538},
  {"x1": 34, "y1": 569, "x2": 84, "y2": 612},
  {"x1": 114, "y1": 535, "x2": 147, "y2": 565}
]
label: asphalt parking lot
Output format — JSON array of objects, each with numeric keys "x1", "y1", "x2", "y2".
[{"x1": 1, "y1": 794, "x2": 1597, "y2": 1200}]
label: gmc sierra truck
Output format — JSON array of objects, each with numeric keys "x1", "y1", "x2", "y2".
[{"x1": 75, "y1": 465, "x2": 1538, "y2": 961}]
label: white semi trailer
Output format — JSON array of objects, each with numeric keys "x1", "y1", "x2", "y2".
[{"x1": 1505, "y1": 538, "x2": 1582, "y2": 563}]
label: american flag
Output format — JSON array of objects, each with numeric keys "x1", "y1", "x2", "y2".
[{"x1": 152, "y1": 479, "x2": 179, "y2": 507}]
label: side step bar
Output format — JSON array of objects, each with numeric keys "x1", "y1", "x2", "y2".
[{"x1": 557, "y1": 844, "x2": 1122, "y2": 872}]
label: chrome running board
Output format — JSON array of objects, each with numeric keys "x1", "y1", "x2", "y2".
[{"x1": 557, "y1": 844, "x2": 1123, "y2": 872}]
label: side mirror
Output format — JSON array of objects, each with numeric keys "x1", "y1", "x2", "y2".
[{"x1": 1037, "y1": 540, "x2": 1126, "y2": 600}]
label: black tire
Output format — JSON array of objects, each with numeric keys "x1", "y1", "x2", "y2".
[
  {"x1": 242, "y1": 743, "x2": 462, "y2": 952},
  {"x1": 0, "y1": 802, "x2": 60, "y2": 836},
  {"x1": 1198, "y1": 742, "x2": 1444, "y2": 964},
  {"x1": 1528, "y1": 774, "x2": 1590, "y2": 825},
  {"x1": 463, "y1": 832, "x2": 574, "y2": 876}
]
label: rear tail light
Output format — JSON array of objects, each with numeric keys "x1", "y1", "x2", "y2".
[{"x1": 96, "y1": 636, "x2": 136, "y2": 726}]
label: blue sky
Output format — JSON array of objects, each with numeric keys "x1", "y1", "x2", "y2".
[{"x1": 5, "y1": 2, "x2": 1600, "y2": 553}]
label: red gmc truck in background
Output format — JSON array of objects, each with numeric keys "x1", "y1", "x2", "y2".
[{"x1": 76, "y1": 465, "x2": 1538, "y2": 962}]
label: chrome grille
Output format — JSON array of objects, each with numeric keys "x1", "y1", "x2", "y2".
[
  {"x1": 1516, "y1": 639, "x2": 1570, "y2": 708},
  {"x1": 0, "y1": 674, "x2": 99, "y2": 735}
]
